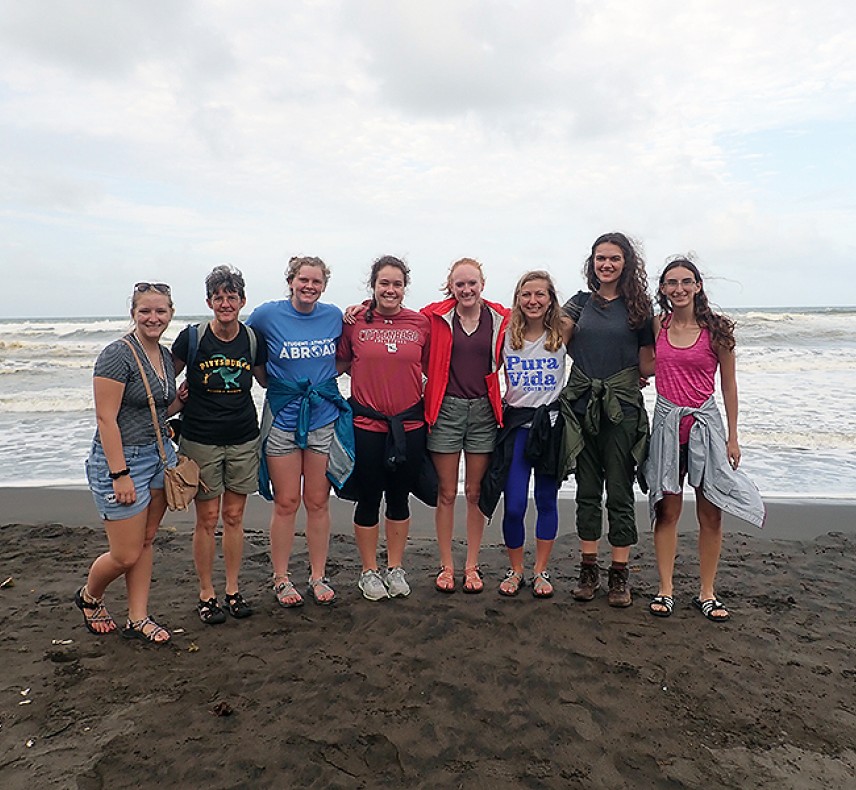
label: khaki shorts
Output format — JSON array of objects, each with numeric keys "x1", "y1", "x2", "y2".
[
  {"x1": 427, "y1": 395, "x2": 497, "y2": 454},
  {"x1": 178, "y1": 436, "x2": 260, "y2": 500},
  {"x1": 265, "y1": 423, "x2": 334, "y2": 456}
]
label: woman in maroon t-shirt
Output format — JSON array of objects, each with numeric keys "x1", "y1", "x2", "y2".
[{"x1": 337, "y1": 256, "x2": 430, "y2": 601}]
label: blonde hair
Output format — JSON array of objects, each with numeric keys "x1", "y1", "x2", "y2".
[
  {"x1": 442, "y1": 257, "x2": 485, "y2": 297},
  {"x1": 285, "y1": 256, "x2": 331, "y2": 291},
  {"x1": 508, "y1": 270, "x2": 564, "y2": 352}
]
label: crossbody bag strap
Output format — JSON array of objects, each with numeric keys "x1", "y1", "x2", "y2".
[{"x1": 121, "y1": 337, "x2": 169, "y2": 465}]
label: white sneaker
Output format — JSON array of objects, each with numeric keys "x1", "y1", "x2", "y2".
[
  {"x1": 358, "y1": 569, "x2": 390, "y2": 601},
  {"x1": 384, "y1": 566, "x2": 411, "y2": 598}
]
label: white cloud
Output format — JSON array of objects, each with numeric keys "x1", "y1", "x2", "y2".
[{"x1": 1, "y1": 0, "x2": 855, "y2": 316}]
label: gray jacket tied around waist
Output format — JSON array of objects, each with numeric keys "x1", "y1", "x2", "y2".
[{"x1": 644, "y1": 394, "x2": 766, "y2": 528}]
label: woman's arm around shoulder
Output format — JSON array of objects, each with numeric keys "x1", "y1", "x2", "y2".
[
  {"x1": 717, "y1": 340, "x2": 740, "y2": 469},
  {"x1": 171, "y1": 325, "x2": 190, "y2": 376},
  {"x1": 638, "y1": 344, "x2": 655, "y2": 380},
  {"x1": 559, "y1": 314, "x2": 574, "y2": 347},
  {"x1": 638, "y1": 314, "x2": 662, "y2": 385}
]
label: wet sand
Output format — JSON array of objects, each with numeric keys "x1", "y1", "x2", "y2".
[{"x1": 1, "y1": 487, "x2": 855, "y2": 788}]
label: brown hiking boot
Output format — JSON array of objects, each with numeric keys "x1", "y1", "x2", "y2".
[
  {"x1": 572, "y1": 563, "x2": 600, "y2": 601},
  {"x1": 607, "y1": 567, "x2": 632, "y2": 608}
]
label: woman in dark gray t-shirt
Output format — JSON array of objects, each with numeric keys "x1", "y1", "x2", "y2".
[
  {"x1": 561, "y1": 232, "x2": 655, "y2": 609},
  {"x1": 75, "y1": 282, "x2": 179, "y2": 645}
]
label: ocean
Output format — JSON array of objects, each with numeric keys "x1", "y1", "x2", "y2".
[{"x1": 1, "y1": 308, "x2": 855, "y2": 499}]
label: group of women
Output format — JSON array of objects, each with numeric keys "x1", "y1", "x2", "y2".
[{"x1": 74, "y1": 234, "x2": 764, "y2": 645}]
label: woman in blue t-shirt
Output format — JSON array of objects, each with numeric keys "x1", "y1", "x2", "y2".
[{"x1": 247, "y1": 257, "x2": 351, "y2": 607}]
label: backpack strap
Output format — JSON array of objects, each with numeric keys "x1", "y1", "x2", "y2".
[
  {"x1": 185, "y1": 323, "x2": 198, "y2": 368},
  {"x1": 186, "y1": 321, "x2": 210, "y2": 369},
  {"x1": 242, "y1": 321, "x2": 258, "y2": 365}
]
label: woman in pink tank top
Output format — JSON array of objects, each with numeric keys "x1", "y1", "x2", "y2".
[{"x1": 649, "y1": 258, "x2": 740, "y2": 622}]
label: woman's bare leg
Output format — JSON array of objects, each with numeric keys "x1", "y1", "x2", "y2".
[
  {"x1": 462, "y1": 451, "x2": 490, "y2": 572},
  {"x1": 193, "y1": 495, "x2": 221, "y2": 600},
  {"x1": 431, "y1": 451, "x2": 461, "y2": 574},
  {"x1": 221, "y1": 490, "x2": 248, "y2": 595},
  {"x1": 302, "y1": 449, "x2": 333, "y2": 594}
]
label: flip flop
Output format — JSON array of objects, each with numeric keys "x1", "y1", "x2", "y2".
[
  {"x1": 692, "y1": 596, "x2": 730, "y2": 622},
  {"x1": 649, "y1": 595, "x2": 674, "y2": 618}
]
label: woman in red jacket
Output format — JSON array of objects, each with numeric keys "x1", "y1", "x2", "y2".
[{"x1": 422, "y1": 258, "x2": 509, "y2": 593}]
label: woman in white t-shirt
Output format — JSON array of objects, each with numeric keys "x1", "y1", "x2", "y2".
[{"x1": 482, "y1": 271, "x2": 572, "y2": 598}]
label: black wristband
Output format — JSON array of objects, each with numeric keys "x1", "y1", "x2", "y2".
[{"x1": 109, "y1": 468, "x2": 131, "y2": 480}]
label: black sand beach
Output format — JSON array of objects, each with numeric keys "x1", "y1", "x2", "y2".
[{"x1": 2, "y1": 487, "x2": 855, "y2": 788}]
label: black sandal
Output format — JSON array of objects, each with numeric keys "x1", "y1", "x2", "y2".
[
  {"x1": 196, "y1": 597, "x2": 226, "y2": 625},
  {"x1": 122, "y1": 616, "x2": 171, "y2": 645},
  {"x1": 692, "y1": 596, "x2": 731, "y2": 622},
  {"x1": 73, "y1": 586, "x2": 117, "y2": 635},
  {"x1": 649, "y1": 595, "x2": 674, "y2": 618},
  {"x1": 223, "y1": 592, "x2": 253, "y2": 619}
]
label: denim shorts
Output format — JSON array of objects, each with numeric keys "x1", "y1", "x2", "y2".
[
  {"x1": 178, "y1": 436, "x2": 260, "y2": 499},
  {"x1": 427, "y1": 395, "x2": 497, "y2": 454},
  {"x1": 85, "y1": 439, "x2": 177, "y2": 521},
  {"x1": 266, "y1": 423, "x2": 334, "y2": 456}
]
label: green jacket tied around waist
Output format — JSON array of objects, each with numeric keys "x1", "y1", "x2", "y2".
[{"x1": 558, "y1": 365, "x2": 649, "y2": 488}]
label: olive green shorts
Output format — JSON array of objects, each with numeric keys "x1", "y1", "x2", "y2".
[
  {"x1": 178, "y1": 436, "x2": 260, "y2": 500},
  {"x1": 427, "y1": 395, "x2": 497, "y2": 454}
]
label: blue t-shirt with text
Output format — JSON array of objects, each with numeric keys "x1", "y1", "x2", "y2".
[{"x1": 247, "y1": 299, "x2": 343, "y2": 431}]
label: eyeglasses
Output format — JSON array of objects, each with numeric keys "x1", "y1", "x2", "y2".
[
  {"x1": 663, "y1": 278, "x2": 697, "y2": 289},
  {"x1": 134, "y1": 282, "x2": 172, "y2": 295}
]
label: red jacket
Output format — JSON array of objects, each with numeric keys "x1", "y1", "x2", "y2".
[{"x1": 421, "y1": 298, "x2": 510, "y2": 428}]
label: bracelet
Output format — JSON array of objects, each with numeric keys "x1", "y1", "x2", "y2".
[{"x1": 109, "y1": 468, "x2": 131, "y2": 480}]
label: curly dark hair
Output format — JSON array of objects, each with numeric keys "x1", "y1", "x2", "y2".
[
  {"x1": 365, "y1": 255, "x2": 410, "y2": 324},
  {"x1": 584, "y1": 232, "x2": 652, "y2": 330},
  {"x1": 656, "y1": 257, "x2": 735, "y2": 351},
  {"x1": 205, "y1": 264, "x2": 245, "y2": 300}
]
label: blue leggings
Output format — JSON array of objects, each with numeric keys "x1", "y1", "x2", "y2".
[{"x1": 501, "y1": 428, "x2": 560, "y2": 549}]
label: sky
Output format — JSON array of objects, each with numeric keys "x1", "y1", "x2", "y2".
[{"x1": 2, "y1": 0, "x2": 855, "y2": 318}]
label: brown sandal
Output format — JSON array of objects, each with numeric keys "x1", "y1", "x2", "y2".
[{"x1": 435, "y1": 566, "x2": 455, "y2": 593}]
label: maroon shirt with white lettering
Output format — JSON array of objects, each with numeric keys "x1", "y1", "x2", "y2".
[{"x1": 337, "y1": 308, "x2": 430, "y2": 432}]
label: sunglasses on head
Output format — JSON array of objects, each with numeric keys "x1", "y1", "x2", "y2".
[{"x1": 134, "y1": 282, "x2": 171, "y2": 295}]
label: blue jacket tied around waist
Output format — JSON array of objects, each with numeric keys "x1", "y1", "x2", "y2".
[{"x1": 257, "y1": 376, "x2": 355, "y2": 500}]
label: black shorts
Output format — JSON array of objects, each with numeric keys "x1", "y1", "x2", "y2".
[{"x1": 352, "y1": 426, "x2": 426, "y2": 526}]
